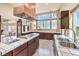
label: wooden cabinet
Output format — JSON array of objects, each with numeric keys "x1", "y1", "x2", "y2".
[
  {"x1": 61, "y1": 10, "x2": 69, "y2": 29},
  {"x1": 28, "y1": 36, "x2": 39, "y2": 56},
  {"x1": 13, "y1": 42, "x2": 28, "y2": 56},
  {"x1": 28, "y1": 42, "x2": 35, "y2": 56},
  {"x1": 39, "y1": 32, "x2": 53, "y2": 40},
  {"x1": 35, "y1": 37, "x2": 39, "y2": 49},
  {"x1": 16, "y1": 48, "x2": 28, "y2": 56}
]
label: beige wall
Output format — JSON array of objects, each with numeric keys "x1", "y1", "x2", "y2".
[
  {"x1": 0, "y1": 4, "x2": 22, "y2": 36},
  {"x1": 0, "y1": 3, "x2": 21, "y2": 20}
]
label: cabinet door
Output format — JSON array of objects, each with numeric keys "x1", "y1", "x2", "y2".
[
  {"x1": 16, "y1": 48, "x2": 28, "y2": 56},
  {"x1": 28, "y1": 42, "x2": 35, "y2": 56},
  {"x1": 35, "y1": 37, "x2": 39, "y2": 49},
  {"x1": 13, "y1": 42, "x2": 27, "y2": 56},
  {"x1": 61, "y1": 10, "x2": 69, "y2": 29}
]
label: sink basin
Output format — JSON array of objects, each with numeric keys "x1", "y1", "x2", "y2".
[
  {"x1": 7, "y1": 39, "x2": 19, "y2": 44},
  {"x1": 4, "y1": 39, "x2": 20, "y2": 45},
  {"x1": 20, "y1": 36, "x2": 28, "y2": 39},
  {"x1": 58, "y1": 37, "x2": 75, "y2": 48}
]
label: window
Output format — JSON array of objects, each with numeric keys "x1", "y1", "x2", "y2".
[
  {"x1": 36, "y1": 12, "x2": 60, "y2": 30},
  {"x1": 73, "y1": 10, "x2": 79, "y2": 37},
  {"x1": 36, "y1": 13, "x2": 51, "y2": 29},
  {"x1": 51, "y1": 13, "x2": 57, "y2": 29},
  {"x1": 37, "y1": 20, "x2": 50, "y2": 29},
  {"x1": 52, "y1": 20, "x2": 57, "y2": 29},
  {"x1": 51, "y1": 13, "x2": 57, "y2": 19},
  {"x1": 37, "y1": 14, "x2": 50, "y2": 20},
  {"x1": 37, "y1": 21, "x2": 44, "y2": 29}
]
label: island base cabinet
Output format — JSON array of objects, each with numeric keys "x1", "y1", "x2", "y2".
[
  {"x1": 16, "y1": 48, "x2": 28, "y2": 56},
  {"x1": 28, "y1": 36, "x2": 39, "y2": 56},
  {"x1": 28, "y1": 43, "x2": 36, "y2": 56},
  {"x1": 13, "y1": 42, "x2": 28, "y2": 56},
  {"x1": 35, "y1": 37, "x2": 39, "y2": 49}
]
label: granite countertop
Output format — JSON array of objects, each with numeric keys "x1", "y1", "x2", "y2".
[
  {"x1": 54, "y1": 35, "x2": 79, "y2": 56},
  {"x1": 0, "y1": 33, "x2": 39, "y2": 56}
]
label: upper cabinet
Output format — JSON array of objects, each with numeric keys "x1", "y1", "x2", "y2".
[
  {"x1": 61, "y1": 10, "x2": 69, "y2": 29},
  {"x1": 13, "y1": 3, "x2": 35, "y2": 19}
]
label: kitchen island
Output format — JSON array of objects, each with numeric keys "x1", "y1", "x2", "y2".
[{"x1": 0, "y1": 33, "x2": 39, "y2": 56}]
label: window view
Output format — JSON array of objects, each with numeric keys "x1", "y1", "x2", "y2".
[
  {"x1": 73, "y1": 9, "x2": 79, "y2": 39},
  {"x1": 36, "y1": 12, "x2": 58, "y2": 30},
  {"x1": 52, "y1": 20, "x2": 57, "y2": 29}
]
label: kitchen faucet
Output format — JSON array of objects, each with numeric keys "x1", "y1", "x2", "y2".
[{"x1": 64, "y1": 28, "x2": 76, "y2": 42}]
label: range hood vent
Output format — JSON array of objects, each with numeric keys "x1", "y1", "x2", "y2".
[{"x1": 13, "y1": 4, "x2": 35, "y2": 20}]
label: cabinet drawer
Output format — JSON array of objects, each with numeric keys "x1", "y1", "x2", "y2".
[{"x1": 13, "y1": 43, "x2": 27, "y2": 55}]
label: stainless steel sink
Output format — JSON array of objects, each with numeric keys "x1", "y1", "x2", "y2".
[
  {"x1": 58, "y1": 38, "x2": 75, "y2": 48},
  {"x1": 8, "y1": 39, "x2": 19, "y2": 44},
  {"x1": 20, "y1": 36, "x2": 28, "y2": 39},
  {"x1": 5, "y1": 39, "x2": 19, "y2": 45}
]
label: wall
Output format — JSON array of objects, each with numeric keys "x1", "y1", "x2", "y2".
[
  {"x1": 0, "y1": 3, "x2": 21, "y2": 20},
  {"x1": 0, "y1": 4, "x2": 22, "y2": 36}
]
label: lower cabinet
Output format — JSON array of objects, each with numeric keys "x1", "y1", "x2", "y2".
[
  {"x1": 35, "y1": 37, "x2": 39, "y2": 49},
  {"x1": 15, "y1": 48, "x2": 28, "y2": 56},
  {"x1": 39, "y1": 33, "x2": 53, "y2": 40},
  {"x1": 28, "y1": 37, "x2": 39, "y2": 56},
  {"x1": 28, "y1": 42, "x2": 35, "y2": 56},
  {"x1": 13, "y1": 42, "x2": 28, "y2": 56}
]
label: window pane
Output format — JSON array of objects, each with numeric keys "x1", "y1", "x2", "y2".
[
  {"x1": 37, "y1": 21, "x2": 44, "y2": 29},
  {"x1": 76, "y1": 11, "x2": 79, "y2": 26},
  {"x1": 73, "y1": 9, "x2": 79, "y2": 40},
  {"x1": 76, "y1": 11, "x2": 79, "y2": 36},
  {"x1": 37, "y1": 20, "x2": 50, "y2": 29},
  {"x1": 43, "y1": 20, "x2": 50, "y2": 29},
  {"x1": 37, "y1": 14, "x2": 50, "y2": 20},
  {"x1": 51, "y1": 13, "x2": 57, "y2": 19},
  {"x1": 52, "y1": 20, "x2": 57, "y2": 29}
]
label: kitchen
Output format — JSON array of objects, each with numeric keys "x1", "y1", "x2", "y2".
[{"x1": 0, "y1": 3, "x2": 79, "y2": 56}]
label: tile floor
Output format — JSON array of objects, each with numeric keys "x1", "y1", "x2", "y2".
[{"x1": 33, "y1": 39, "x2": 54, "y2": 56}]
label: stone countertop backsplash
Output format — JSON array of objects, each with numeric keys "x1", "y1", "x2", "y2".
[{"x1": 0, "y1": 33, "x2": 39, "y2": 56}]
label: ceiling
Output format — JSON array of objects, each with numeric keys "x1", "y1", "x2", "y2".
[
  {"x1": 35, "y1": 3, "x2": 78, "y2": 14},
  {"x1": 11, "y1": 3, "x2": 78, "y2": 14}
]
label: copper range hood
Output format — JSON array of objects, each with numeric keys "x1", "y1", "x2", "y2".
[{"x1": 13, "y1": 3, "x2": 35, "y2": 19}]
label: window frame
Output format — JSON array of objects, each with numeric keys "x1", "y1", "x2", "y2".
[{"x1": 36, "y1": 12, "x2": 58, "y2": 30}]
